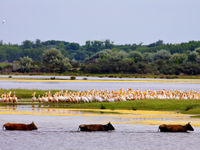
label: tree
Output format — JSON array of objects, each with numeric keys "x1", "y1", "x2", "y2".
[
  {"x1": 42, "y1": 48, "x2": 71, "y2": 73},
  {"x1": 153, "y1": 49, "x2": 171, "y2": 61},
  {"x1": 104, "y1": 40, "x2": 114, "y2": 49},
  {"x1": 183, "y1": 63, "x2": 200, "y2": 75},
  {"x1": 129, "y1": 51, "x2": 143, "y2": 63},
  {"x1": 0, "y1": 49, "x2": 6, "y2": 62},
  {"x1": 143, "y1": 52, "x2": 153, "y2": 63},
  {"x1": 110, "y1": 49, "x2": 128, "y2": 61},
  {"x1": 65, "y1": 42, "x2": 80, "y2": 50},
  {"x1": 86, "y1": 49, "x2": 112, "y2": 63},
  {"x1": 169, "y1": 53, "x2": 186, "y2": 64},
  {"x1": 18, "y1": 56, "x2": 33, "y2": 72},
  {"x1": 22, "y1": 40, "x2": 33, "y2": 49},
  {"x1": 118, "y1": 58, "x2": 133, "y2": 73},
  {"x1": 34, "y1": 39, "x2": 43, "y2": 48},
  {"x1": 187, "y1": 51, "x2": 198, "y2": 63},
  {"x1": 195, "y1": 47, "x2": 200, "y2": 54},
  {"x1": 74, "y1": 50, "x2": 89, "y2": 61},
  {"x1": 148, "y1": 40, "x2": 164, "y2": 47}
]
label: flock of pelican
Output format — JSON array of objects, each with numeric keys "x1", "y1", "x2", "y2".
[
  {"x1": 1, "y1": 89, "x2": 200, "y2": 104},
  {"x1": 0, "y1": 92, "x2": 18, "y2": 103},
  {"x1": 31, "y1": 89, "x2": 200, "y2": 103}
]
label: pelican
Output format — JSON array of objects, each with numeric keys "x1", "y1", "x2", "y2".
[
  {"x1": 32, "y1": 92, "x2": 36, "y2": 103},
  {"x1": 0, "y1": 94, "x2": 3, "y2": 102},
  {"x1": 38, "y1": 95, "x2": 42, "y2": 103},
  {"x1": 12, "y1": 92, "x2": 18, "y2": 103},
  {"x1": 42, "y1": 95, "x2": 48, "y2": 103}
]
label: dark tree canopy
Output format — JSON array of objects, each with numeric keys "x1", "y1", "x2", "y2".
[
  {"x1": 41, "y1": 48, "x2": 71, "y2": 73},
  {"x1": 1, "y1": 39, "x2": 200, "y2": 75}
]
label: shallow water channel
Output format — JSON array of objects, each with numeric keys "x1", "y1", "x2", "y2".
[
  {"x1": 0, "y1": 106, "x2": 200, "y2": 150},
  {"x1": 1, "y1": 80, "x2": 200, "y2": 91}
]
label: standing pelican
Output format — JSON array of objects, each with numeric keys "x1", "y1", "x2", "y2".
[
  {"x1": 32, "y1": 92, "x2": 36, "y2": 103},
  {"x1": 12, "y1": 92, "x2": 18, "y2": 103}
]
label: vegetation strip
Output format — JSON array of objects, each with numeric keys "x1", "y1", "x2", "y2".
[
  {"x1": 1, "y1": 40, "x2": 200, "y2": 76},
  {"x1": 1, "y1": 89, "x2": 200, "y2": 114},
  {"x1": 43, "y1": 100, "x2": 200, "y2": 114}
]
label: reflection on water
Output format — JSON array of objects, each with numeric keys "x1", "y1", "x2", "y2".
[
  {"x1": 1, "y1": 106, "x2": 200, "y2": 150},
  {"x1": 1, "y1": 105, "x2": 87, "y2": 115},
  {"x1": 0, "y1": 106, "x2": 200, "y2": 126}
]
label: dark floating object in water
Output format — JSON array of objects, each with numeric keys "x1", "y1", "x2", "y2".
[
  {"x1": 3, "y1": 122, "x2": 38, "y2": 131},
  {"x1": 159, "y1": 122, "x2": 194, "y2": 132},
  {"x1": 79, "y1": 122, "x2": 115, "y2": 131}
]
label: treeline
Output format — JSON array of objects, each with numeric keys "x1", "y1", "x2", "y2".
[
  {"x1": 0, "y1": 39, "x2": 114, "y2": 62},
  {"x1": 0, "y1": 39, "x2": 200, "y2": 75}
]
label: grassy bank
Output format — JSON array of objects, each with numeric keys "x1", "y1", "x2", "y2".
[
  {"x1": 1, "y1": 99, "x2": 200, "y2": 114},
  {"x1": 1, "y1": 89, "x2": 200, "y2": 115},
  {"x1": 44, "y1": 100, "x2": 200, "y2": 114}
]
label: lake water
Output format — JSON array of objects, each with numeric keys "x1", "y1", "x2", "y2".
[
  {"x1": 1, "y1": 75, "x2": 200, "y2": 150},
  {"x1": 0, "y1": 80, "x2": 200, "y2": 91},
  {"x1": 0, "y1": 106, "x2": 200, "y2": 150},
  {"x1": 1, "y1": 75, "x2": 200, "y2": 91}
]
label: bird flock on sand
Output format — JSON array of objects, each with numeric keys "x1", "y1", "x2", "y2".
[{"x1": 1, "y1": 89, "x2": 200, "y2": 104}]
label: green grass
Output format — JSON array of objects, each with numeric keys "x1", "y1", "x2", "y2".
[
  {"x1": 1, "y1": 99, "x2": 200, "y2": 114},
  {"x1": 0, "y1": 63, "x2": 12, "y2": 68},
  {"x1": 44, "y1": 99, "x2": 200, "y2": 114},
  {"x1": 191, "y1": 115, "x2": 200, "y2": 118}
]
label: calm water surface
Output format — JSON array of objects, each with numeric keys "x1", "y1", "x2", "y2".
[
  {"x1": 1, "y1": 76, "x2": 200, "y2": 150},
  {"x1": 0, "y1": 107, "x2": 200, "y2": 150},
  {"x1": 1, "y1": 75, "x2": 200, "y2": 91},
  {"x1": 0, "y1": 80, "x2": 200, "y2": 91}
]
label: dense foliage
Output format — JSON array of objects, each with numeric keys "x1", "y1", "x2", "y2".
[{"x1": 0, "y1": 39, "x2": 200, "y2": 75}]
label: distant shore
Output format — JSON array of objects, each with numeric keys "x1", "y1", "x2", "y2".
[{"x1": 1, "y1": 73, "x2": 200, "y2": 79}]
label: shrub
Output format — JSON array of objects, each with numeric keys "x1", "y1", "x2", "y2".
[{"x1": 70, "y1": 76, "x2": 76, "y2": 80}]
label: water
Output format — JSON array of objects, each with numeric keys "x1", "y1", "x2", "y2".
[
  {"x1": 0, "y1": 80, "x2": 200, "y2": 91},
  {"x1": 1, "y1": 75, "x2": 200, "y2": 150},
  {"x1": 0, "y1": 108, "x2": 200, "y2": 150},
  {"x1": 1, "y1": 123, "x2": 200, "y2": 150},
  {"x1": 1, "y1": 75, "x2": 200, "y2": 91}
]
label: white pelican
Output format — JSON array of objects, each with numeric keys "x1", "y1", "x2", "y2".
[{"x1": 32, "y1": 92, "x2": 36, "y2": 103}]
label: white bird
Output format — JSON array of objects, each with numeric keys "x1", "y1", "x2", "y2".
[{"x1": 2, "y1": 20, "x2": 6, "y2": 24}]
